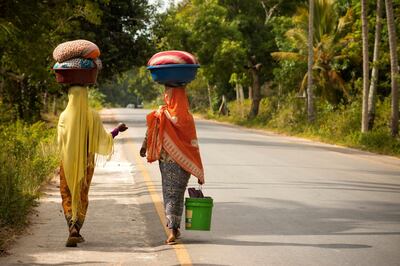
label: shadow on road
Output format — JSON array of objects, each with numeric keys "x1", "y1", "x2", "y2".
[
  {"x1": 184, "y1": 238, "x2": 372, "y2": 249},
  {"x1": 208, "y1": 198, "x2": 400, "y2": 237}
]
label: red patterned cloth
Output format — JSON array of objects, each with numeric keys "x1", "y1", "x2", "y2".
[{"x1": 147, "y1": 50, "x2": 198, "y2": 66}]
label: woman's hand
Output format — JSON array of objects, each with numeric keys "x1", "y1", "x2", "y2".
[
  {"x1": 140, "y1": 147, "x2": 146, "y2": 158},
  {"x1": 117, "y1": 123, "x2": 128, "y2": 132}
]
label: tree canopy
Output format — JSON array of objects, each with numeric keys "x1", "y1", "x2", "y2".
[
  {"x1": 1, "y1": 0, "x2": 400, "y2": 137},
  {"x1": 0, "y1": 0, "x2": 155, "y2": 121}
]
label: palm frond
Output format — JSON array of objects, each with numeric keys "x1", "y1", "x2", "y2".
[
  {"x1": 299, "y1": 72, "x2": 308, "y2": 93},
  {"x1": 286, "y1": 29, "x2": 308, "y2": 50},
  {"x1": 337, "y1": 8, "x2": 354, "y2": 34},
  {"x1": 271, "y1": 52, "x2": 306, "y2": 62}
]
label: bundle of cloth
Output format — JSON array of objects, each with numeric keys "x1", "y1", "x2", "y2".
[
  {"x1": 147, "y1": 50, "x2": 198, "y2": 66},
  {"x1": 53, "y1": 39, "x2": 102, "y2": 70}
]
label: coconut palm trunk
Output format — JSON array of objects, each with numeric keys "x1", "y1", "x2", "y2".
[
  {"x1": 367, "y1": 0, "x2": 383, "y2": 130},
  {"x1": 361, "y1": 0, "x2": 370, "y2": 133},
  {"x1": 385, "y1": 0, "x2": 399, "y2": 137},
  {"x1": 307, "y1": 0, "x2": 315, "y2": 122}
]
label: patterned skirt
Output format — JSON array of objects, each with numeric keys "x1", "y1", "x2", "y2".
[
  {"x1": 159, "y1": 161, "x2": 190, "y2": 229},
  {"x1": 60, "y1": 154, "x2": 95, "y2": 230}
]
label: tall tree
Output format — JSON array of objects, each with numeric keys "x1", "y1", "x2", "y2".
[
  {"x1": 271, "y1": 0, "x2": 353, "y2": 104},
  {"x1": 218, "y1": 0, "x2": 278, "y2": 119},
  {"x1": 154, "y1": 0, "x2": 247, "y2": 99},
  {"x1": 68, "y1": 0, "x2": 155, "y2": 80},
  {"x1": 221, "y1": 0, "x2": 293, "y2": 118},
  {"x1": 367, "y1": 0, "x2": 384, "y2": 130},
  {"x1": 361, "y1": 0, "x2": 369, "y2": 133},
  {"x1": 307, "y1": 0, "x2": 315, "y2": 122},
  {"x1": 385, "y1": 0, "x2": 399, "y2": 136},
  {"x1": 248, "y1": 56, "x2": 262, "y2": 119}
]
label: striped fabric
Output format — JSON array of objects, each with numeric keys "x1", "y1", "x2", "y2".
[
  {"x1": 147, "y1": 50, "x2": 198, "y2": 66},
  {"x1": 53, "y1": 58, "x2": 102, "y2": 70}
]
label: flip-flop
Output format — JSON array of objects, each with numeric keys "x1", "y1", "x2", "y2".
[
  {"x1": 165, "y1": 234, "x2": 177, "y2": 245},
  {"x1": 165, "y1": 239, "x2": 177, "y2": 245}
]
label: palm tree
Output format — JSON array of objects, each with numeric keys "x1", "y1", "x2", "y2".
[
  {"x1": 385, "y1": 0, "x2": 399, "y2": 136},
  {"x1": 367, "y1": 0, "x2": 384, "y2": 130},
  {"x1": 361, "y1": 0, "x2": 369, "y2": 133},
  {"x1": 271, "y1": 0, "x2": 353, "y2": 105},
  {"x1": 307, "y1": 0, "x2": 315, "y2": 122}
]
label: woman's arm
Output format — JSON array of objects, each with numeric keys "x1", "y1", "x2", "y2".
[{"x1": 140, "y1": 130, "x2": 148, "y2": 157}]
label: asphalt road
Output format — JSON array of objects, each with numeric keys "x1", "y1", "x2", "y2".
[
  {"x1": 115, "y1": 108, "x2": 400, "y2": 266},
  {"x1": 1, "y1": 107, "x2": 400, "y2": 266}
]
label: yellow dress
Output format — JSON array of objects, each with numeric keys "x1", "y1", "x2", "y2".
[{"x1": 57, "y1": 86, "x2": 113, "y2": 227}]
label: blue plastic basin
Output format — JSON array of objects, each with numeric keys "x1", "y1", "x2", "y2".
[{"x1": 147, "y1": 64, "x2": 200, "y2": 85}]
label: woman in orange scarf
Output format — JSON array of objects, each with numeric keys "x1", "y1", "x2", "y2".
[{"x1": 141, "y1": 86, "x2": 204, "y2": 244}]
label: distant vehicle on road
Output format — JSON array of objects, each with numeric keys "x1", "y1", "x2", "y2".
[{"x1": 126, "y1": 102, "x2": 143, "y2": 109}]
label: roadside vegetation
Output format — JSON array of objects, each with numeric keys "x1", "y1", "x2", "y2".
[
  {"x1": 205, "y1": 96, "x2": 400, "y2": 156},
  {"x1": 0, "y1": 120, "x2": 58, "y2": 251}
]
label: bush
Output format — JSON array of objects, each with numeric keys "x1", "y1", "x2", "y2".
[
  {"x1": 357, "y1": 130, "x2": 400, "y2": 154},
  {"x1": 266, "y1": 94, "x2": 307, "y2": 131},
  {"x1": 88, "y1": 88, "x2": 106, "y2": 110},
  {"x1": 312, "y1": 99, "x2": 362, "y2": 141},
  {"x1": 0, "y1": 121, "x2": 58, "y2": 228},
  {"x1": 203, "y1": 95, "x2": 399, "y2": 157}
]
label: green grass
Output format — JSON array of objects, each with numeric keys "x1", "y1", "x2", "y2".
[
  {"x1": 0, "y1": 120, "x2": 58, "y2": 249},
  {"x1": 202, "y1": 96, "x2": 400, "y2": 157}
]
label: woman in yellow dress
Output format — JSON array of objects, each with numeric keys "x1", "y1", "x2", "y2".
[{"x1": 58, "y1": 86, "x2": 127, "y2": 247}]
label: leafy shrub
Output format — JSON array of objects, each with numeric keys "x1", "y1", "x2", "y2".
[
  {"x1": 88, "y1": 88, "x2": 106, "y2": 110},
  {"x1": 266, "y1": 93, "x2": 307, "y2": 131},
  {"x1": 357, "y1": 130, "x2": 400, "y2": 154},
  {"x1": 0, "y1": 121, "x2": 58, "y2": 227},
  {"x1": 203, "y1": 95, "x2": 399, "y2": 156}
]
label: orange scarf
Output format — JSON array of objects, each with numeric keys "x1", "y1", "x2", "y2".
[{"x1": 146, "y1": 87, "x2": 204, "y2": 183}]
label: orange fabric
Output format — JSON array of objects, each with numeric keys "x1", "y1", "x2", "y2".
[
  {"x1": 60, "y1": 154, "x2": 95, "y2": 228},
  {"x1": 83, "y1": 49, "x2": 100, "y2": 59},
  {"x1": 146, "y1": 88, "x2": 204, "y2": 182}
]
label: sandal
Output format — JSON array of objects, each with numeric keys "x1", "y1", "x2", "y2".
[
  {"x1": 65, "y1": 224, "x2": 80, "y2": 247},
  {"x1": 165, "y1": 229, "x2": 179, "y2": 245}
]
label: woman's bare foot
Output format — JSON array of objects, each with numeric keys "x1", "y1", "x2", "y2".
[{"x1": 165, "y1": 229, "x2": 180, "y2": 245}]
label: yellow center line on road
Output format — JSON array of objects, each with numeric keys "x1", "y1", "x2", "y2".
[{"x1": 129, "y1": 139, "x2": 193, "y2": 266}]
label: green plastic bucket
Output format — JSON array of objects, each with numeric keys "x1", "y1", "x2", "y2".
[{"x1": 185, "y1": 197, "x2": 213, "y2": 230}]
